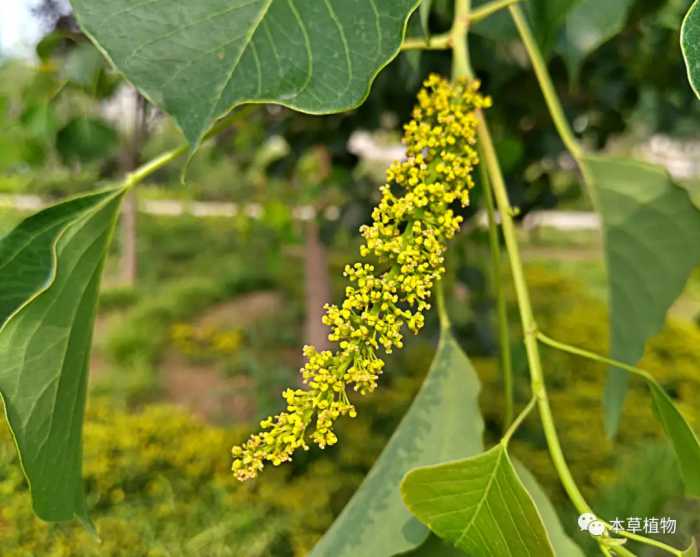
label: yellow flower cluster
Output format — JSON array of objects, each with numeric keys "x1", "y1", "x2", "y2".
[{"x1": 232, "y1": 74, "x2": 490, "y2": 481}]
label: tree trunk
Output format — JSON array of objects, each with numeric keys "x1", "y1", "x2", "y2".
[
  {"x1": 120, "y1": 90, "x2": 147, "y2": 286},
  {"x1": 304, "y1": 219, "x2": 332, "y2": 351}
]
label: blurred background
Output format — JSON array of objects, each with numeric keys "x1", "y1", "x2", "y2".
[{"x1": 0, "y1": 0, "x2": 699, "y2": 555}]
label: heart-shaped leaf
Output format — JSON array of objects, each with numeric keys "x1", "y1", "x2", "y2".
[
  {"x1": 310, "y1": 327, "x2": 484, "y2": 557},
  {"x1": 401, "y1": 443, "x2": 555, "y2": 557},
  {"x1": 70, "y1": 0, "x2": 420, "y2": 150},
  {"x1": 682, "y1": 0, "x2": 700, "y2": 99},
  {"x1": 585, "y1": 156, "x2": 700, "y2": 436},
  {"x1": 0, "y1": 188, "x2": 125, "y2": 523}
]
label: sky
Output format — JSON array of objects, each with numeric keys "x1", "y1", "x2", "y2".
[{"x1": 0, "y1": 0, "x2": 59, "y2": 59}]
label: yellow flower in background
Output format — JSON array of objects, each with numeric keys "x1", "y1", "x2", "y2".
[
  {"x1": 170, "y1": 323, "x2": 242, "y2": 358},
  {"x1": 232, "y1": 74, "x2": 490, "y2": 481}
]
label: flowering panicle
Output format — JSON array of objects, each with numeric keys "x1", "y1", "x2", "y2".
[{"x1": 232, "y1": 74, "x2": 490, "y2": 481}]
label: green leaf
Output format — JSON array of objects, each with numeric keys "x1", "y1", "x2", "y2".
[
  {"x1": 401, "y1": 443, "x2": 555, "y2": 557},
  {"x1": 558, "y1": 0, "x2": 632, "y2": 80},
  {"x1": 0, "y1": 188, "x2": 125, "y2": 522},
  {"x1": 513, "y1": 460, "x2": 585, "y2": 557},
  {"x1": 682, "y1": 0, "x2": 700, "y2": 99},
  {"x1": 70, "y1": 0, "x2": 420, "y2": 149},
  {"x1": 645, "y1": 379, "x2": 700, "y2": 496},
  {"x1": 585, "y1": 156, "x2": 700, "y2": 436},
  {"x1": 310, "y1": 328, "x2": 483, "y2": 557},
  {"x1": 56, "y1": 117, "x2": 118, "y2": 164},
  {"x1": 0, "y1": 189, "x2": 117, "y2": 327}
]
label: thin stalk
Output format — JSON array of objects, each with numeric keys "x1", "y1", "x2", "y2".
[
  {"x1": 402, "y1": 0, "x2": 520, "y2": 52},
  {"x1": 469, "y1": 0, "x2": 521, "y2": 22},
  {"x1": 452, "y1": 0, "x2": 594, "y2": 521},
  {"x1": 451, "y1": 0, "x2": 473, "y2": 80},
  {"x1": 124, "y1": 112, "x2": 239, "y2": 189},
  {"x1": 501, "y1": 395, "x2": 536, "y2": 444},
  {"x1": 536, "y1": 332, "x2": 654, "y2": 383},
  {"x1": 480, "y1": 156, "x2": 513, "y2": 430},
  {"x1": 402, "y1": 33, "x2": 451, "y2": 51},
  {"x1": 435, "y1": 281, "x2": 450, "y2": 331},
  {"x1": 613, "y1": 530, "x2": 683, "y2": 557},
  {"x1": 508, "y1": 4, "x2": 583, "y2": 161},
  {"x1": 124, "y1": 146, "x2": 185, "y2": 189},
  {"x1": 475, "y1": 112, "x2": 593, "y2": 516}
]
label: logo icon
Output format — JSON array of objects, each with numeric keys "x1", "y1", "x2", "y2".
[{"x1": 578, "y1": 513, "x2": 605, "y2": 536}]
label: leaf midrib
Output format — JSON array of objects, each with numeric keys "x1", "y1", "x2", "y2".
[{"x1": 454, "y1": 446, "x2": 504, "y2": 548}]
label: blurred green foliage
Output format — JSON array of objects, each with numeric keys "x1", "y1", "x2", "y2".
[{"x1": 1, "y1": 263, "x2": 698, "y2": 555}]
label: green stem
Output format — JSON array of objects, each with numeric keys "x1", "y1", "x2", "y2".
[
  {"x1": 435, "y1": 281, "x2": 450, "y2": 331},
  {"x1": 536, "y1": 332, "x2": 655, "y2": 383},
  {"x1": 480, "y1": 154, "x2": 514, "y2": 431},
  {"x1": 470, "y1": 0, "x2": 521, "y2": 22},
  {"x1": 507, "y1": 4, "x2": 583, "y2": 160},
  {"x1": 124, "y1": 112, "x2": 239, "y2": 189},
  {"x1": 501, "y1": 395, "x2": 536, "y2": 444},
  {"x1": 476, "y1": 111, "x2": 593, "y2": 516},
  {"x1": 402, "y1": 0, "x2": 521, "y2": 53},
  {"x1": 451, "y1": 0, "x2": 473, "y2": 80},
  {"x1": 401, "y1": 33, "x2": 451, "y2": 51},
  {"x1": 454, "y1": 5, "x2": 676, "y2": 557},
  {"x1": 124, "y1": 146, "x2": 185, "y2": 189},
  {"x1": 452, "y1": 0, "x2": 594, "y2": 522},
  {"x1": 613, "y1": 530, "x2": 683, "y2": 557}
]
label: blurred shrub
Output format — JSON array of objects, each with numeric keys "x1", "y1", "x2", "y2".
[
  {"x1": 106, "y1": 278, "x2": 228, "y2": 369},
  {"x1": 0, "y1": 401, "x2": 287, "y2": 557},
  {"x1": 98, "y1": 286, "x2": 141, "y2": 313},
  {"x1": 170, "y1": 323, "x2": 243, "y2": 361},
  {"x1": 106, "y1": 265, "x2": 274, "y2": 369}
]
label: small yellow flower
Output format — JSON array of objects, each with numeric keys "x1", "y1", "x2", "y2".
[{"x1": 231, "y1": 74, "x2": 490, "y2": 481}]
